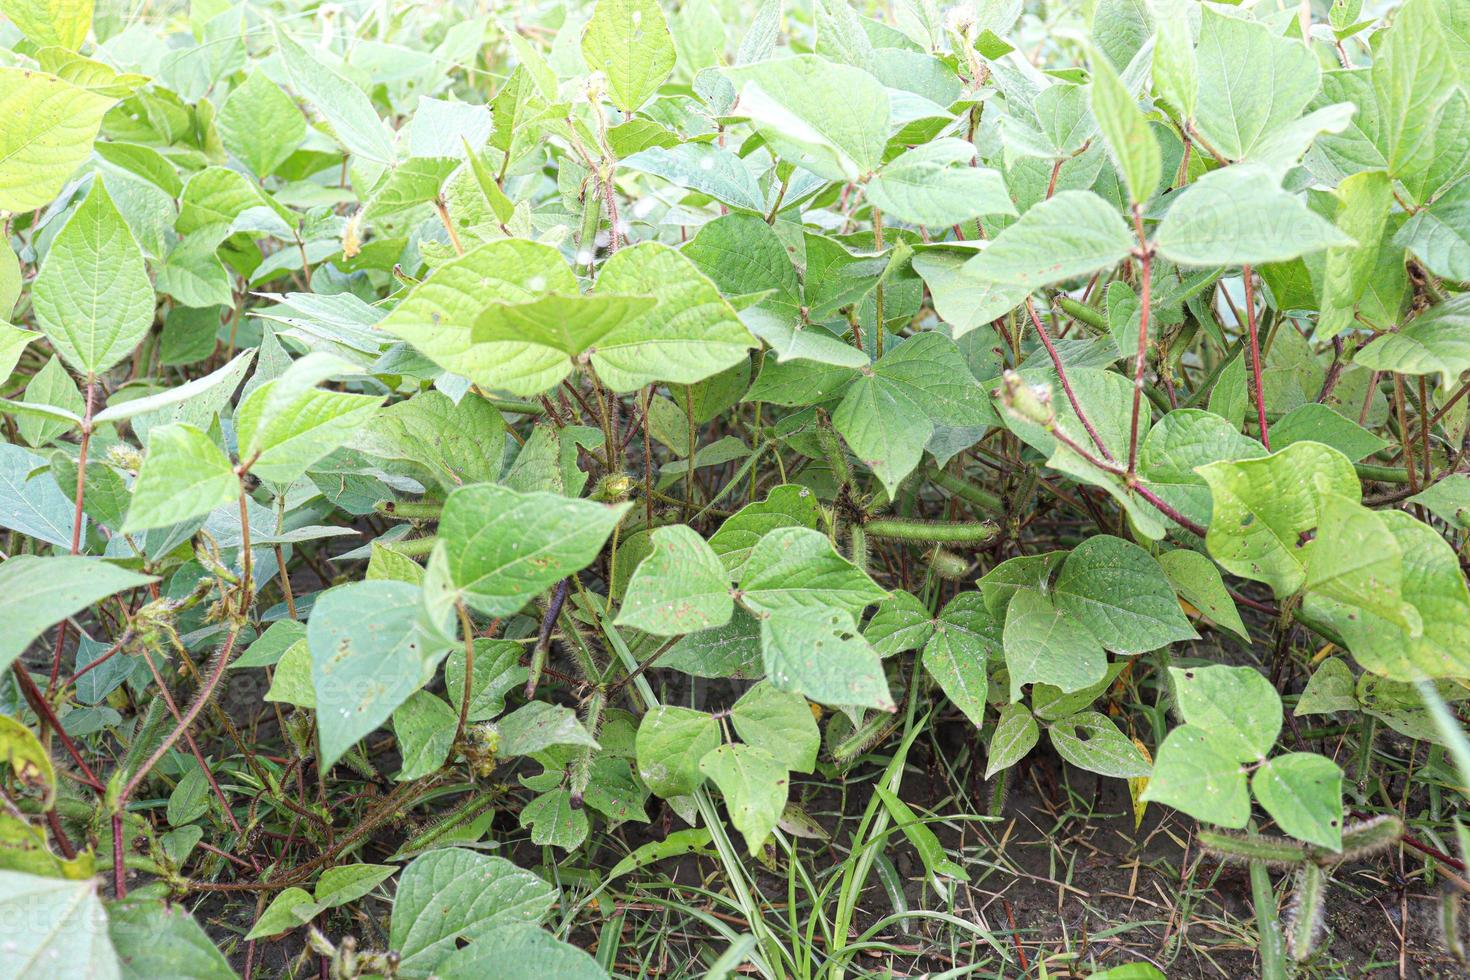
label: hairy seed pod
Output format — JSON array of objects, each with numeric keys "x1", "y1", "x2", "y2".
[
  {"x1": 1286, "y1": 863, "x2": 1328, "y2": 962},
  {"x1": 1329, "y1": 814, "x2": 1403, "y2": 863},
  {"x1": 1198, "y1": 828, "x2": 1308, "y2": 869},
  {"x1": 929, "y1": 547, "x2": 971, "y2": 581}
]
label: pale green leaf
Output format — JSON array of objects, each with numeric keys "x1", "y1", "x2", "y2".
[
  {"x1": 0, "y1": 68, "x2": 114, "y2": 212},
  {"x1": 125, "y1": 423, "x2": 236, "y2": 533},
  {"x1": 1170, "y1": 664, "x2": 1281, "y2": 762},
  {"x1": 617, "y1": 524, "x2": 733, "y2": 636},
  {"x1": 307, "y1": 581, "x2": 454, "y2": 772},
  {"x1": 32, "y1": 178, "x2": 154, "y2": 375},
  {"x1": 439, "y1": 483, "x2": 629, "y2": 617},
  {"x1": 698, "y1": 742, "x2": 789, "y2": 855},
  {"x1": 582, "y1": 0, "x2": 678, "y2": 114},
  {"x1": 962, "y1": 190, "x2": 1133, "y2": 288},
  {"x1": 1251, "y1": 752, "x2": 1343, "y2": 850},
  {"x1": 1052, "y1": 535, "x2": 1197, "y2": 654},
  {"x1": 389, "y1": 848, "x2": 556, "y2": 976},
  {"x1": 1155, "y1": 164, "x2": 1352, "y2": 268},
  {"x1": 730, "y1": 680, "x2": 819, "y2": 773},
  {"x1": 0, "y1": 555, "x2": 153, "y2": 674},
  {"x1": 1196, "y1": 441, "x2": 1360, "y2": 597},
  {"x1": 1140, "y1": 724, "x2": 1250, "y2": 828},
  {"x1": 1002, "y1": 588, "x2": 1107, "y2": 701},
  {"x1": 636, "y1": 705, "x2": 720, "y2": 797}
]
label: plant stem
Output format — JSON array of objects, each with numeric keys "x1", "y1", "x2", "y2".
[
  {"x1": 1242, "y1": 264, "x2": 1270, "y2": 450},
  {"x1": 1127, "y1": 207, "x2": 1151, "y2": 475},
  {"x1": 453, "y1": 599, "x2": 475, "y2": 750},
  {"x1": 1024, "y1": 298, "x2": 1114, "y2": 459}
]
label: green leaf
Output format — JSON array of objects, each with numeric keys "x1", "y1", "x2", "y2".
[
  {"x1": 962, "y1": 190, "x2": 1133, "y2": 288},
  {"x1": 985, "y1": 702, "x2": 1038, "y2": 778},
  {"x1": 730, "y1": 681, "x2": 819, "y2": 773},
  {"x1": 32, "y1": 178, "x2": 154, "y2": 375},
  {"x1": 863, "y1": 590, "x2": 935, "y2": 657},
  {"x1": 1155, "y1": 164, "x2": 1353, "y2": 267},
  {"x1": 1089, "y1": 46, "x2": 1160, "y2": 205},
  {"x1": 313, "y1": 863, "x2": 397, "y2": 908},
  {"x1": 622, "y1": 143, "x2": 767, "y2": 213},
  {"x1": 1369, "y1": 0, "x2": 1456, "y2": 181},
  {"x1": 1048, "y1": 710, "x2": 1151, "y2": 778},
  {"x1": 0, "y1": 555, "x2": 153, "y2": 674},
  {"x1": 246, "y1": 886, "x2": 316, "y2": 938},
  {"x1": 1157, "y1": 548, "x2": 1248, "y2": 641},
  {"x1": 708, "y1": 484, "x2": 821, "y2": 573},
  {"x1": 353, "y1": 391, "x2": 506, "y2": 493},
  {"x1": 1408, "y1": 473, "x2": 1470, "y2": 529},
  {"x1": 0, "y1": 870, "x2": 119, "y2": 978},
  {"x1": 264, "y1": 640, "x2": 315, "y2": 708},
  {"x1": 439, "y1": 483, "x2": 629, "y2": 617},
  {"x1": 1355, "y1": 294, "x2": 1470, "y2": 389},
  {"x1": 582, "y1": 0, "x2": 677, "y2": 114},
  {"x1": 1271, "y1": 402, "x2": 1388, "y2": 461},
  {"x1": 1170, "y1": 664, "x2": 1281, "y2": 762},
  {"x1": 0, "y1": 443, "x2": 77, "y2": 547},
  {"x1": 217, "y1": 68, "x2": 306, "y2": 178},
  {"x1": 125, "y1": 423, "x2": 236, "y2": 533},
  {"x1": 17, "y1": 355, "x2": 82, "y2": 449},
  {"x1": 723, "y1": 55, "x2": 891, "y2": 182},
  {"x1": 0, "y1": 322, "x2": 39, "y2": 389},
  {"x1": 698, "y1": 742, "x2": 789, "y2": 855},
  {"x1": 1196, "y1": 441, "x2": 1360, "y2": 598},
  {"x1": 437, "y1": 925, "x2": 609, "y2": 980},
  {"x1": 738, "y1": 526, "x2": 887, "y2": 619},
  {"x1": 635, "y1": 705, "x2": 720, "y2": 797},
  {"x1": 1141, "y1": 724, "x2": 1250, "y2": 828},
  {"x1": 0, "y1": 68, "x2": 115, "y2": 212},
  {"x1": 832, "y1": 331, "x2": 996, "y2": 495},
  {"x1": 307, "y1": 581, "x2": 453, "y2": 772},
  {"x1": 911, "y1": 251, "x2": 1030, "y2": 339},
  {"x1": 445, "y1": 639, "x2": 524, "y2": 722},
  {"x1": 760, "y1": 610, "x2": 893, "y2": 709},
  {"x1": 661, "y1": 608, "x2": 764, "y2": 678},
  {"x1": 109, "y1": 899, "x2": 235, "y2": 979},
  {"x1": 586, "y1": 243, "x2": 758, "y2": 392},
  {"x1": 497, "y1": 701, "x2": 599, "y2": 756},
  {"x1": 389, "y1": 848, "x2": 556, "y2": 976},
  {"x1": 922, "y1": 592, "x2": 1001, "y2": 727},
  {"x1": 1396, "y1": 177, "x2": 1470, "y2": 284},
  {"x1": 1317, "y1": 170, "x2": 1395, "y2": 339},
  {"x1": 393, "y1": 691, "x2": 457, "y2": 780},
  {"x1": 1151, "y1": 4, "x2": 1197, "y2": 121},
  {"x1": 866, "y1": 139, "x2": 1016, "y2": 228},
  {"x1": 274, "y1": 25, "x2": 395, "y2": 166},
  {"x1": 1002, "y1": 588, "x2": 1107, "y2": 701},
  {"x1": 1251, "y1": 752, "x2": 1343, "y2": 850},
  {"x1": 1192, "y1": 8, "x2": 1320, "y2": 161},
  {"x1": 1295, "y1": 658, "x2": 1359, "y2": 715},
  {"x1": 234, "y1": 382, "x2": 384, "y2": 486},
  {"x1": 1051, "y1": 535, "x2": 1197, "y2": 654},
  {"x1": 468, "y1": 293, "x2": 658, "y2": 395}
]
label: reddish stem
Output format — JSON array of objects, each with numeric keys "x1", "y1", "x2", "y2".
[
  {"x1": 11, "y1": 663, "x2": 103, "y2": 792},
  {"x1": 1024, "y1": 298, "x2": 1114, "y2": 460},
  {"x1": 1242, "y1": 265, "x2": 1270, "y2": 450},
  {"x1": 1127, "y1": 208, "x2": 1152, "y2": 475}
]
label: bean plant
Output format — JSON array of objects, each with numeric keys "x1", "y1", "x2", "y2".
[{"x1": 0, "y1": 0, "x2": 1467, "y2": 974}]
